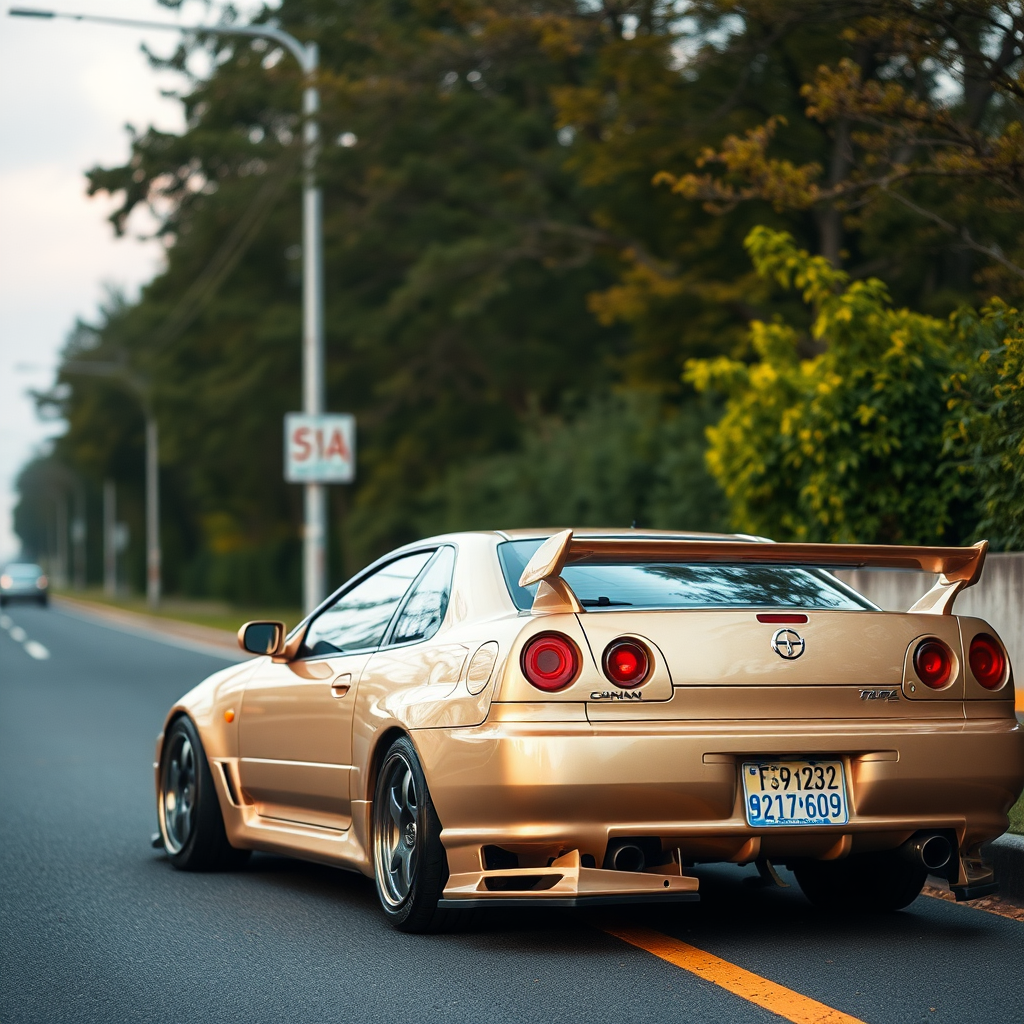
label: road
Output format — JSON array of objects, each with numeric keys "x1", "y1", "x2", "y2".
[{"x1": 1, "y1": 604, "x2": 1021, "y2": 1024}]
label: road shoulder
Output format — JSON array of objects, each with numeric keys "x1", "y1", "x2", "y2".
[{"x1": 54, "y1": 594, "x2": 246, "y2": 661}]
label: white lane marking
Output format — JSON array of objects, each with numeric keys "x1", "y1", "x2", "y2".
[
  {"x1": 2, "y1": 616, "x2": 52, "y2": 660},
  {"x1": 23, "y1": 640, "x2": 50, "y2": 660}
]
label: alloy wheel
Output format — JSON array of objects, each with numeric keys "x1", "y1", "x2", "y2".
[
  {"x1": 374, "y1": 752, "x2": 420, "y2": 906},
  {"x1": 162, "y1": 733, "x2": 196, "y2": 854}
]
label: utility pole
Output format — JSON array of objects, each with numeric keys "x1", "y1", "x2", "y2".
[
  {"x1": 62, "y1": 360, "x2": 161, "y2": 606},
  {"x1": 10, "y1": 7, "x2": 328, "y2": 614},
  {"x1": 72, "y1": 485, "x2": 86, "y2": 591},
  {"x1": 103, "y1": 480, "x2": 116, "y2": 597},
  {"x1": 54, "y1": 493, "x2": 68, "y2": 588},
  {"x1": 145, "y1": 413, "x2": 160, "y2": 606}
]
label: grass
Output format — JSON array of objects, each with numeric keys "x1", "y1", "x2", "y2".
[{"x1": 55, "y1": 588, "x2": 303, "y2": 635}]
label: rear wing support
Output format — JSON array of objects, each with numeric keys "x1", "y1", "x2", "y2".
[{"x1": 518, "y1": 530, "x2": 989, "y2": 616}]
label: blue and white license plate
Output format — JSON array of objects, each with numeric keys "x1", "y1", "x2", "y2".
[{"x1": 742, "y1": 760, "x2": 849, "y2": 827}]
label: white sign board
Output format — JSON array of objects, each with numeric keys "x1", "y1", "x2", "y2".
[{"x1": 284, "y1": 413, "x2": 356, "y2": 483}]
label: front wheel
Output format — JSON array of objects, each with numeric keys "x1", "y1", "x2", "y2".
[
  {"x1": 157, "y1": 716, "x2": 249, "y2": 871},
  {"x1": 371, "y1": 735, "x2": 471, "y2": 933},
  {"x1": 794, "y1": 851, "x2": 926, "y2": 912}
]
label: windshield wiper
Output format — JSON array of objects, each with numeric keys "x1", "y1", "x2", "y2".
[{"x1": 580, "y1": 596, "x2": 633, "y2": 607}]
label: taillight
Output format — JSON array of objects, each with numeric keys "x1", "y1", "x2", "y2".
[
  {"x1": 913, "y1": 639, "x2": 953, "y2": 689},
  {"x1": 969, "y1": 633, "x2": 1006, "y2": 689},
  {"x1": 521, "y1": 633, "x2": 579, "y2": 692},
  {"x1": 603, "y1": 640, "x2": 650, "y2": 688}
]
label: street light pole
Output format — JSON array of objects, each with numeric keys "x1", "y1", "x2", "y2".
[
  {"x1": 62, "y1": 359, "x2": 161, "y2": 605},
  {"x1": 10, "y1": 6, "x2": 328, "y2": 613},
  {"x1": 144, "y1": 411, "x2": 160, "y2": 607},
  {"x1": 301, "y1": 44, "x2": 326, "y2": 616}
]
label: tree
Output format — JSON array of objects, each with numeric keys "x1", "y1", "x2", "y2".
[
  {"x1": 686, "y1": 226, "x2": 978, "y2": 543},
  {"x1": 947, "y1": 300, "x2": 1024, "y2": 548},
  {"x1": 659, "y1": 1, "x2": 1024, "y2": 308}
]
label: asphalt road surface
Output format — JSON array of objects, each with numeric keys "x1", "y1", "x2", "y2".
[{"x1": 1, "y1": 604, "x2": 1021, "y2": 1024}]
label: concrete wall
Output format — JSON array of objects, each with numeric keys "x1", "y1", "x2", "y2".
[{"x1": 837, "y1": 552, "x2": 1024, "y2": 712}]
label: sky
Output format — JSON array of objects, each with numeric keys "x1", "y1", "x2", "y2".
[{"x1": 0, "y1": 0, "x2": 258, "y2": 563}]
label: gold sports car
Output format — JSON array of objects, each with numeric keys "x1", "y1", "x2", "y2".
[{"x1": 155, "y1": 529, "x2": 1024, "y2": 931}]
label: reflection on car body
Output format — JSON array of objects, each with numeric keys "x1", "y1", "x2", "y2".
[{"x1": 154, "y1": 528, "x2": 1024, "y2": 932}]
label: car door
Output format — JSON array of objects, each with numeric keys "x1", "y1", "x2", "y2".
[{"x1": 237, "y1": 550, "x2": 433, "y2": 829}]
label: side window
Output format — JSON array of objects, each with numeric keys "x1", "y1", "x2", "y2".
[
  {"x1": 388, "y1": 547, "x2": 456, "y2": 646},
  {"x1": 301, "y1": 551, "x2": 432, "y2": 658}
]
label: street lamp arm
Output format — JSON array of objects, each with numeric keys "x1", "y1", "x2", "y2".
[
  {"x1": 62, "y1": 360, "x2": 149, "y2": 403},
  {"x1": 7, "y1": 7, "x2": 315, "y2": 72}
]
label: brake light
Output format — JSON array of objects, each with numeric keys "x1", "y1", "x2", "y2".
[
  {"x1": 969, "y1": 633, "x2": 1006, "y2": 689},
  {"x1": 521, "y1": 633, "x2": 579, "y2": 692},
  {"x1": 603, "y1": 640, "x2": 650, "y2": 688},
  {"x1": 913, "y1": 639, "x2": 953, "y2": 689}
]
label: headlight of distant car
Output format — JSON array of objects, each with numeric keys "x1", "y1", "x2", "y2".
[
  {"x1": 36, "y1": 576, "x2": 48, "y2": 589},
  {"x1": 0, "y1": 575, "x2": 12, "y2": 589}
]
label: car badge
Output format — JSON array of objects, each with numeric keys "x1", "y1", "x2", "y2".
[{"x1": 771, "y1": 628, "x2": 805, "y2": 660}]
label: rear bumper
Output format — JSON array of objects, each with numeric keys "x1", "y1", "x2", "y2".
[{"x1": 413, "y1": 710, "x2": 1024, "y2": 901}]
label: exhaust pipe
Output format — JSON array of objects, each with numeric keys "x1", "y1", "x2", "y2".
[
  {"x1": 607, "y1": 841, "x2": 646, "y2": 872},
  {"x1": 902, "y1": 832, "x2": 953, "y2": 872}
]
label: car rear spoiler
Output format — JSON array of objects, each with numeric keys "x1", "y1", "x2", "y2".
[{"x1": 518, "y1": 530, "x2": 989, "y2": 615}]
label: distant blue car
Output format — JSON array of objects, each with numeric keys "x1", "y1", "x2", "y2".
[{"x1": 0, "y1": 563, "x2": 48, "y2": 606}]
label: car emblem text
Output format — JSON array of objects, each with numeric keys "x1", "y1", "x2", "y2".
[
  {"x1": 770, "y1": 628, "x2": 805, "y2": 660},
  {"x1": 859, "y1": 688, "x2": 899, "y2": 701},
  {"x1": 590, "y1": 691, "x2": 643, "y2": 701}
]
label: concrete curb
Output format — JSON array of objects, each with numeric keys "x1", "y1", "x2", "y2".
[{"x1": 988, "y1": 833, "x2": 1024, "y2": 901}]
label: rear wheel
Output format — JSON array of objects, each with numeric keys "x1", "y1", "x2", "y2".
[
  {"x1": 371, "y1": 735, "x2": 471, "y2": 933},
  {"x1": 794, "y1": 851, "x2": 926, "y2": 912},
  {"x1": 157, "y1": 716, "x2": 249, "y2": 871}
]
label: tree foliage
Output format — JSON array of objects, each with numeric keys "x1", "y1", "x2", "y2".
[
  {"x1": 686, "y1": 227, "x2": 976, "y2": 543},
  {"x1": 14, "y1": 1, "x2": 1024, "y2": 597},
  {"x1": 659, "y1": 1, "x2": 1024, "y2": 305},
  {"x1": 947, "y1": 300, "x2": 1024, "y2": 548}
]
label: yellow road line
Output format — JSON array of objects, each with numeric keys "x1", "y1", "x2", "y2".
[{"x1": 602, "y1": 924, "x2": 867, "y2": 1024}]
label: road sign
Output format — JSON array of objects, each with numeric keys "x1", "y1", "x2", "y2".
[{"x1": 284, "y1": 413, "x2": 356, "y2": 483}]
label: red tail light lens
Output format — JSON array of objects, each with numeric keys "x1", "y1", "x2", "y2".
[
  {"x1": 521, "y1": 633, "x2": 579, "y2": 692},
  {"x1": 969, "y1": 633, "x2": 1006, "y2": 689},
  {"x1": 603, "y1": 640, "x2": 650, "y2": 688},
  {"x1": 913, "y1": 639, "x2": 953, "y2": 689}
]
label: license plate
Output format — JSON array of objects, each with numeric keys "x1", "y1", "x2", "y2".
[{"x1": 742, "y1": 760, "x2": 849, "y2": 827}]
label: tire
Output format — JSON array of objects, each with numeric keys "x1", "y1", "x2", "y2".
[
  {"x1": 794, "y1": 851, "x2": 926, "y2": 912},
  {"x1": 371, "y1": 735, "x2": 472, "y2": 933},
  {"x1": 38, "y1": 595, "x2": 48, "y2": 607},
  {"x1": 157, "y1": 715, "x2": 250, "y2": 871}
]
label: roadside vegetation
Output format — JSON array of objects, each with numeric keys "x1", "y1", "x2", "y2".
[{"x1": 13, "y1": 1, "x2": 1024, "y2": 604}]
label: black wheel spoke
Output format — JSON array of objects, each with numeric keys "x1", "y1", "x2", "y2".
[{"x1": 373, "y1": 750, "x2": 422, "y2": 908}]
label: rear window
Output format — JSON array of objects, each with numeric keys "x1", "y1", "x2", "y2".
[
  {"x1": 4, "y1": 564, "x2": 43, "y2": 578},
  {"x1": 497, "y1": 540, "x2": 874, "y2": 612}
]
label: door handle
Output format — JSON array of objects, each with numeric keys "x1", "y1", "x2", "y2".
[{"x1": 330, "y1": 673, "x2": 352, "y2": 699}]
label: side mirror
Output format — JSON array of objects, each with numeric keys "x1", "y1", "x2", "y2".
[{"x1": 238, "y1": 620, "x2": 285, "y2": 656}]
